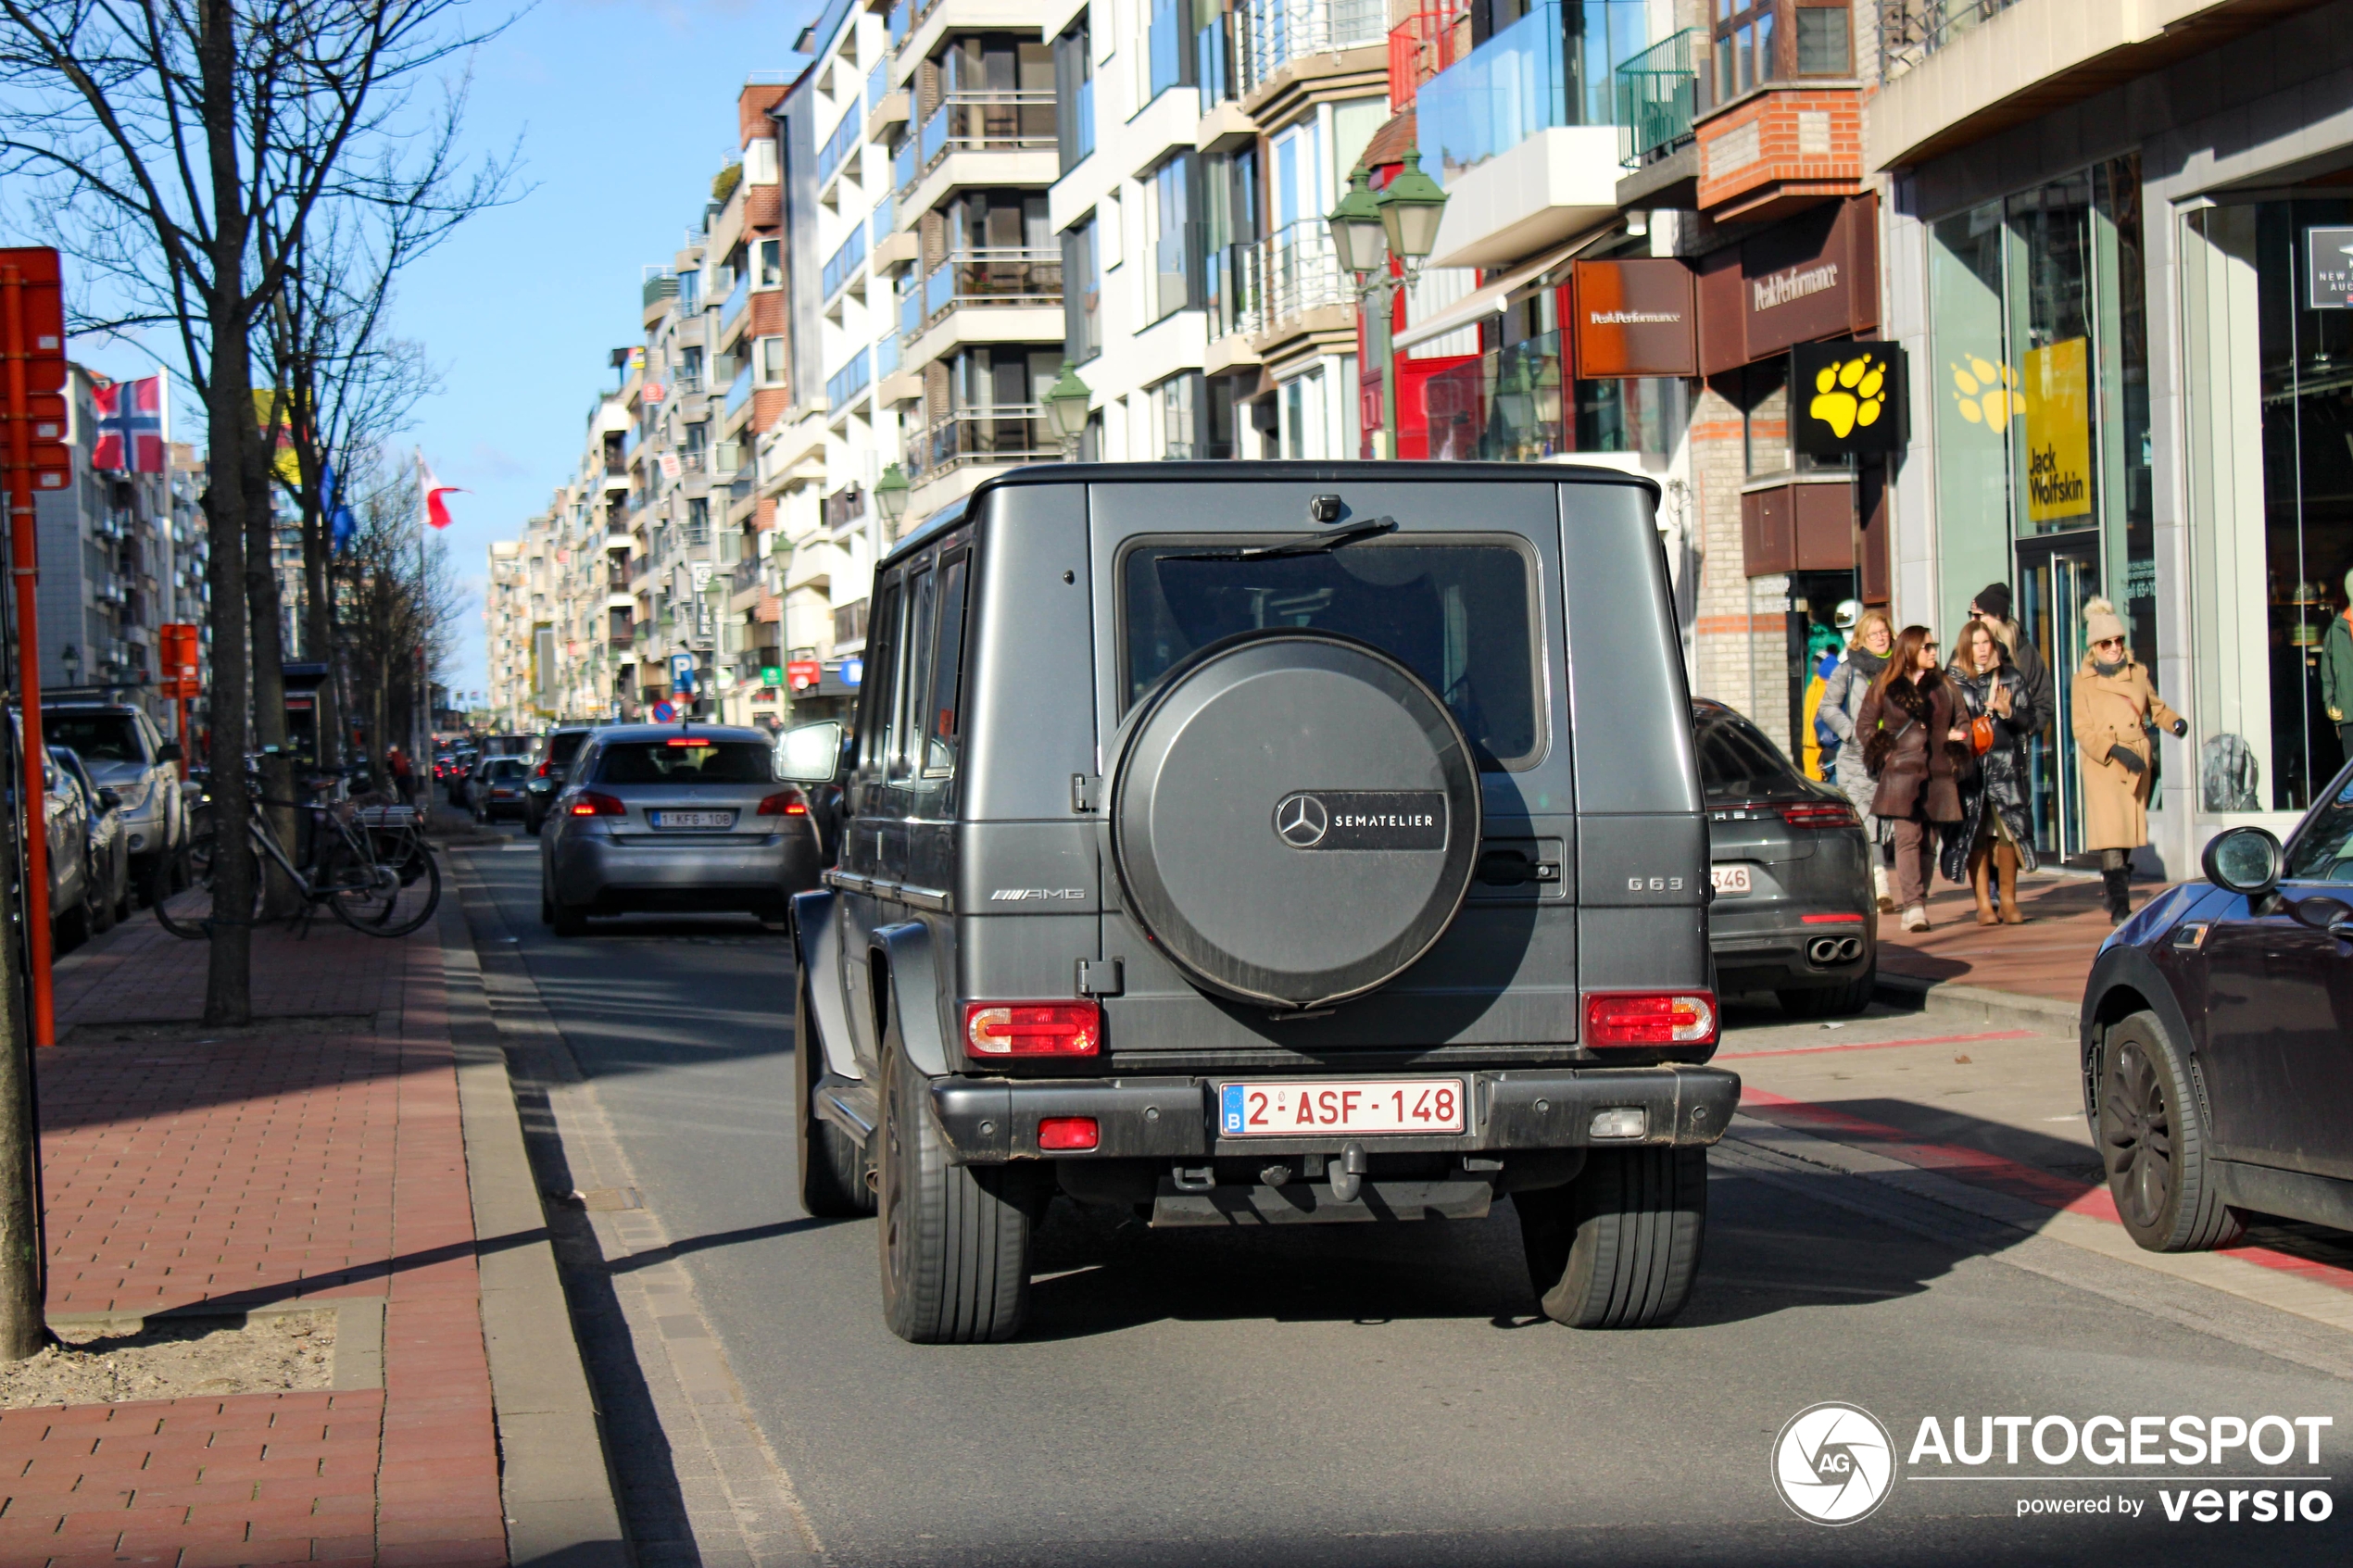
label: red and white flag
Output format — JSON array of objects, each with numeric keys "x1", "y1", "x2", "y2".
[
  {"x1": 417, "y1": 449, "x2": 464, "y2": 530},
  {"x1": 92, "y1": 373, "x2": 167, "y2": 473}
]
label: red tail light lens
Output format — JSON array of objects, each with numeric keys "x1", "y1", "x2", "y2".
[
  {"x1": 570, "y1": 791, "x2": 626, "y2": 817},
  {"x1": 1801, "y1": 911, "x2": 1867, "y2": 924},
  {"x1": 1038, "y1": 1116, "x2": 1100, "y2": 1151},
  {"x1": 1585, "y1": 992, "x2": 1718, "y2": 1047},
  {"x1": 535, "y1": 761, "x2": 551, "y2": 778},
  {"x1": 1780, "y1": 802, "x2": 1859, "y2": 830},
  {"x1": 963, "y1": 1001, "x2": 1101, "y2": 1057},
  {"x1": 756, "y1": 789, "x2": 809, "y2": 817}
]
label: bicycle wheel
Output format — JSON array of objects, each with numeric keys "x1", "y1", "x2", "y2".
[
  {"x1": 149, "y1": 826, "x2": 250, "y2": 939},
  {"x1": 329, "y1": 832, "x2": 439, "y2": 937}
]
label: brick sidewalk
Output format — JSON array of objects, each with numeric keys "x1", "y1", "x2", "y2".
[
  {"x1": 0, "y1": 909, "x2": 510, "y2": 1566},
  {"x1": 1873, "y1": 871, "x2": 2126, "y2": 1005}
]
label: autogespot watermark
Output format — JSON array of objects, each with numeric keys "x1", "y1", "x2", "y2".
[{"x1": 1772, "y1": 1408, "x2": 2337, "y2": 1527}]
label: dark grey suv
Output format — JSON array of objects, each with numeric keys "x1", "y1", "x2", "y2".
[{"x1": 780, "y1": 463, "x2": 1738, "y2": 1345}]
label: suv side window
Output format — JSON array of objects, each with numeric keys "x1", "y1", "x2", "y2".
[
  {"x1": 889, "y1": 565, "x2": 937, "y2": 782},
  {"x1": 856, "y1": 575, "x2": 904, "y2": 778},
  {"x1": 923, "y1": 550, "x2": 972, "y2": 779}
]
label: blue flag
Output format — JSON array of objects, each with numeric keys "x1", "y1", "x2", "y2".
[{"x1": 321, "y1": 458, "x2": 357, "y2": 552}]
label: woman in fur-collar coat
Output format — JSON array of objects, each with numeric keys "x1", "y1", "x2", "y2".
[{"x1": 1857, "y1": 625, "x2": 1975, "y2": 932}]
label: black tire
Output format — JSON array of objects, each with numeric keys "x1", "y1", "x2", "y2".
[
  {"x1": 85, "y1": 854, "x2": 114, "y2": 935},
  {"x1": 2096, "y1": 1010, "x2": 2243, "y2": 1252},
  {"x1": 539, "y1": 887, "x2": 555, "y2": 928},
  {"x1": 149, "y1": 826, "x2": 233, "y2": 939},
  {"x1": 53, "y1": 883, "x2": 89, "y2": 953},
  {"x1": 328, "y1": 847, "x2": 439, "y2": 937},
  {"x1": 796, "y1": 962, "x2": 873, "y2": 1219},
  {"x1": 1779, "y1": 970, "x2": 1875, "y2": 1019},
  {"x1": 549, "y1": 897, "x2": 588, "y2": 937},
  {"x1": 524, "y1": 811, "x2": 543, "y2": 837},
  {"x1": 1517, "y1": 1147, "x2": 1707, "y2": 1328},
  {"x1": 876, "y1": 1015, "x2": 1029, "y2": 1344}
]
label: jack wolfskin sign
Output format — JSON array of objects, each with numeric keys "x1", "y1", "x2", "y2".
[{"x1": 1108, "y1": 630, "x2": 1481, "y2": 1010}]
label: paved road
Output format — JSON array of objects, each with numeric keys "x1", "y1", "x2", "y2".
[{"x1": 458, "y1": 829, "x2": 2351, "y2": 1567}]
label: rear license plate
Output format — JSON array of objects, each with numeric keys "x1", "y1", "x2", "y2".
[
  {"x1": 1218, "y1": 1079, "x2": 1466, "y2": 1137},
  {"x1": 1712, "y1": 865, "x2": 1752, "y2": 896},
  {"x1": 650, "y1": 809, "x2": 735, "y2": 830}
]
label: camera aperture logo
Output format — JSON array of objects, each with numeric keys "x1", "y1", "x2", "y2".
[{"x1": 1773, "y1": 1403, "x2": 1896, "y2": 1525}]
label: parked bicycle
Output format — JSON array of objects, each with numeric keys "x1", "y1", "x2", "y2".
[{"x1": 150, "y1": 763, "x2": 439, "y2": 938}]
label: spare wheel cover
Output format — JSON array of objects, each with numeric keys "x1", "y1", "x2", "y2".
[{"x1": 1109, "y1": 630, "x2": 1480, "y2": 1010}]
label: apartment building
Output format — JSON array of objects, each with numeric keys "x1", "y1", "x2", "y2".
[
  {"x1": 35, "y1": 368, "x2": 210, "y2": 728},
  {"x1": 483, "y1": 538, "x2": 533, "y2": 727}
]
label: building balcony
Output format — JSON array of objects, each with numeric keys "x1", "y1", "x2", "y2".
[
  {"x1": 1235, "y1": 0, "x2": 1387, "y2": 129},
  {"x1": 901, "y1": 94, "x2": 1057, "y2": 217},
  {"x1": 1386, "y1": 3, "x2": 1468, "y2": 112},
  {"x1": 822, "y1": 225, "x2": 869, "y2": 306},
  {"x1": 1616, "y1": 27, "x2": 1701, "y2": 170},
  {"x1": 906, "y1": 406, "x2": 1055, "y2": 485},
  {"x1": 892, "y1": 0, "x2": 1046, "y2": 85},
  {"x1": 1694, "y1": 87, "x2": 1863, "y2": 222}
]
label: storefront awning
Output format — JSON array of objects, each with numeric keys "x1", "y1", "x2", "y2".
[{"x1": 1391, "y1": 225, "x2": 1622, "y2": 355}]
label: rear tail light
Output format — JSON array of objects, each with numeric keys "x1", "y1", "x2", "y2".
[
  {"x1": 535, "y1": 761, "x2": 551, "y2": 777},
  {"x1": 756, "y1": 789, "x2": 809, "y2": 817},
  {"x1": 1780, "y1": 801, "x2": 1858, "y2": 830},
  {"x1": 963, "y1": 1001, "x2": 1101, "y2": 1057},
  {"x1": 1038, "y1": 1116, "x2": 1100, "y2": 1151},
  {"x1": 1801, "y1": 911, "x2": 1867, "y2": 924},
  {"x1": 1584, "y1": 991, "x2": 1718, "y2": 1047},
  {"x1": 570, "y1": 790, "x2": 626, "y2": 817}
]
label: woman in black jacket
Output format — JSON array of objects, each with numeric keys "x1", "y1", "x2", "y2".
[
  {"x1": 1857, "y1": 625, "x2": 1973, "y2": 933},
  {"x1": 1942, "y1": 620, "x2": 2039, "y2": 924}
]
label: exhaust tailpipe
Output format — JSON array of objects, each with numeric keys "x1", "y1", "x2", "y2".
[{"x1": 1806, "y1": 935, "x2": 1862, "y2": 967}]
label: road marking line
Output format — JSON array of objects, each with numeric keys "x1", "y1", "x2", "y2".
[{"x1": 1718, "y1": 1028, "x2": 2034, "y2": 1060}]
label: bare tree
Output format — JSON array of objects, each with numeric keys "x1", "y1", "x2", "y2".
[
  {"x1": 341, "y1": 456, "x2": 462, "y2": 774},
  {"x1": 0, "y1": 0, "x2": 510, "y2": 1024}
]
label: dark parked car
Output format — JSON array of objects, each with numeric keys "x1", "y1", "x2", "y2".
[
  {"x1": 2083, "y1": 770, "x2": 2353, "y2": 1253},
  {"x1": 522, "y1": 725, "x2": 597, "y2": 835},
  {"x1": 781, "y1": 462, "x2": 1739, "y2": 1345},
  {"x1": 1692, "y1": 698, "x2": 1876, "y2": 1017},
  {"x1": 52, "y1": 746, "x2": 130, "y2": 935},
  {"x1": 472, "y1": 756, "x2": 532, "y2": 822},
  {"x1": 540, "y1": 724, "x2": 824, "y2": 934}
]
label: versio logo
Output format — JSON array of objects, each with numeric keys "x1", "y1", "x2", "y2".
[{"x1": 1773, "y1": 1403, "x2": 1897, "y2": 1525}]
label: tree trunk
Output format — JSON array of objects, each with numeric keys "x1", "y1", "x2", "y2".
[{"x1": 199, "y1": 0, "x2": 252, "y2": 1027}]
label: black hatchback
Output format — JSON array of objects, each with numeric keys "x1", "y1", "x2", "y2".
[
  {"x1": 2082, "y1": 765, "x2": 2353, "y2": 1253},
  {"x1": 1693, "y1": 698, "x2": 1876, "y2": 1018}
]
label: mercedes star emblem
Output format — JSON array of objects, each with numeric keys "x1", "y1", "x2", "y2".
[{"x1": 1274, "y1": 792, "x2": 1328, "y2": 848}]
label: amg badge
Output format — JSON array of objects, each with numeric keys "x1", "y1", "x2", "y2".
[{"x1": 1272, "y1": 791, "x2": 1447, "y2": 851}]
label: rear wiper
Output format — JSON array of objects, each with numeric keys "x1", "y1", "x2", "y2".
[{"x1": 1163, "y1": 516, "x2": 1399, "y2": 562}]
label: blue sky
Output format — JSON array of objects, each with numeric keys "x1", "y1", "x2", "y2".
[{"x1": 64, "y1": 0, "x2": 823, "y2": 698}]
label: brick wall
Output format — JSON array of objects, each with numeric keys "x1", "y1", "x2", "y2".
[{"x1": 1688, "y1": 380, "x2": 1794, "y2": 754}]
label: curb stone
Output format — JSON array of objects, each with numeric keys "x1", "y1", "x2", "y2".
[
  {"x1": 436, "y1": 886, "x2": 636, "y2": 1567},
  {"x1": 1872, "y1": 969, "x2": 2079, "y2": 1036}
]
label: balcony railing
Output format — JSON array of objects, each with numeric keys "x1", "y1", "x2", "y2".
[
  {"x1": 822, "y1": 225, "x2": 868, "y2": 300},
  {"x1": 877, "y1": 331, "x2": 901, "y2": 379},
  {"x1": 1416, "y1": 0, "x2": 1645, "y2": 182},
  {"x1": 915, "y1": 92, "x2": 1057, "y2": 180},
  {"x1": 1885, "y1": 0, "x2": 2020, "y2": 76},
  {"x1": 1261, "y1": 220, "x2": 1348, "y2": 331},
  {"x1": 872, "y1": 188, "x2": 896, "y2": 239},
  {"x1": 1235, "y1": 0, "x2": 1385, "y2": 97},
  {"x1": 825, "y1": 348, "x2": 872, "y2": 409},
  {"x1": 894, "y1": 135, "x2": 917, "y2": 195},
  {"x1": 817, "y1": 107, "x2": 862, "y2": 187},
  {"x1": 642, "y1": 271, "x2": 678, "y2": 308},
  {"x1": 1197, "y1": 6, "x2": 1237, "y2": 107},
  {"x1": 1387, "y1": 3, "x2": 1467, "y2": 112},
  {"x1": 899, "y1": 279, "x2": 924, "y2": 346},
  {"x1": 718, "y1": 267, "x2": 749, "y2": 334},
  {"x1": 1616, "y1": 28, "x2": 1700, "y2": 169},
  {"x1": 724, "y1": 363, "x2": 753, "y2": 418},
  {"x1": 907, "y1": 406, "x2": 1056, "y2": 482},
  {"x1": 920, "y1": 250, "x2": 1063, "y2": 326},
  {"x1": 1207, "y1": 239, "x2": 1264, "y2": 340},
  {"x1": 866, "y1": 56, "x2": 890, "y2": 112}
]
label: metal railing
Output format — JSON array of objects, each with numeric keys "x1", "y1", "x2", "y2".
[
  {"x1": 1208, "y1": 239, "x2": 1264, "y2": 340},
  {"x1": 866, "y1": 56, "x2": 891, "y2": 112},
  {"x1": 817, "y1": 107, "x2": 862, "y2": 187},
  {"x1": 718, "y1": 267, "x2": 749, "y2": 335},
  {"x1": 642, "y1": 271, "x2": 678, "y2": 307},
  {"x1": 908, "y1": 406, "x2": 1056, "y2": 481},
  {"x1": 920, "y1": 249, "x2": 1062, "y2": 325},
  {"x1": 824, "y1": 348, "x2": 872, "y2": 408},
  {"x1": 1261, "y1": 220, "x2": 1348, "y2": 331},
  {"x1": 1885, "y1": 0, "x2": 2025, "y2": 78},
  {"x1": 1387, "y1": 3, "x2": 1467, "y2": 111},
  {"x1": 1616, "y1": 28, "x2": 1700, "y2": 169},
  {"x1": 724, "y1": 363, "x2": 753, "y2": 418},
  {"x1": 915, "y1": 91, "x2": 1057, "y2": 180},
  {"x1": 894, "y1": 135, "x2": 917, "y2": 195},
  {"x1": 1236, "y1": 0, "x2": 1385, "y2": 96},
  {"x1": 822, "y1": 225, "x2": 868, "y2": 301}
]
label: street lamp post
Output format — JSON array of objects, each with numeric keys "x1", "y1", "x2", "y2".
[
  {"x1": 1327, "y1": 152, "x2": 1448, "y2": 461},
  {"x1": 1045, "y1": 360, "x2": 1093, "y2": 460}
]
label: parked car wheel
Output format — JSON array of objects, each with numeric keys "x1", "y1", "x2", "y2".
[
  {"x1": 2096, "y1": 1010, "x2": 2244, "y2": 1253},
  {"x1": 1517, "y1": 1147, "x2": 1707, "y2": 1329},
  {"x1": 1778, "y1": 971, "x2": 1875, "y2": 1019},
  {"x1": 796, "y1": 964, "x2": 873, "y2": 1220},
  {"x1": 523, "y1": 809, "x2": 543, "y2": 837},
  {"x1": 85, "y1": 852, "x2": 114, "y2": 935},
  {"x1": 548, "y1": 895, "x2": 588, "y2": 937},
  {"x1": 876, "y1": 1023, "x2": 1030, "y2": 1344}
]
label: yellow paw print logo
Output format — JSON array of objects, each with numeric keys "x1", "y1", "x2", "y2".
[
  {"x1": 1809, "y1": 353, "x2": 1889, "y2": 440},
  {"x1": 1950, "y1": 357, "x2": 2020, "y2": 425}
]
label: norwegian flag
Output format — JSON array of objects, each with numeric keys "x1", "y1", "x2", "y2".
[{"x1": 92, "y1": 374, "x2": 166, "y2": 473}]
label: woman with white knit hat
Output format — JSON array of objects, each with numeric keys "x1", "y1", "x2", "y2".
[{"x1": 2070, "y1": 597, "x2": 2185, "y2": 924}]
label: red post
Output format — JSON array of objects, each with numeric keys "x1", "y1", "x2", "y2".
[{"x1": 0, "y1": 267, "x2": 54, "y2": 1048}]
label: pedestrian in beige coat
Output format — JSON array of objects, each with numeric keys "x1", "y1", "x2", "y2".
[{"x1": 2070, "y1": 597, "x2": 2186, "y2": 924}]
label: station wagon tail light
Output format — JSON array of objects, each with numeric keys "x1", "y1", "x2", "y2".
[
  {"x1": 570, "y1": 790, "x2": 626, "y2": 817},
  {"x1": 756, "y1": 789, "x2": 808, "y2": 816},
  {"x1": 1038, "y1": 1116, "x2": 1099, "y2": 1151},
  {"x1": 1780, "y1": 802, "x2": 1858, "y2": 830},
  {"x1": 1584, "y1": 991, "x2": 1718, "y2": 1047},
  {"x1": 535, "y1": 761, "x2": 552, "y2": 777},
  {"x1": 964, "y1": 1001, "x2": 1101, "y2": 1057}
]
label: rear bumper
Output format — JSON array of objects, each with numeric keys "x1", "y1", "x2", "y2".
[
  {"x1": 922, "y1": 1065, "x2": 1741, "y2": 1165},
  {"x1": 1710, "y1": 912, "x2": 1873, "y2": 991},
  {"x1": 551, "y1": 832, "x2": 819, "y2": 905}
]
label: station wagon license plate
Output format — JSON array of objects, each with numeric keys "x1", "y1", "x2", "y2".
[
  {"x1": 1712, "y1": 865, "x2": 1751, "y2": 896},
  {"x1": 1219, "y1": 1079, "x2": 1466, "y2": 1137},
  {"x1": 649, "y1": 809, "x2": 735, "y2": 830}
]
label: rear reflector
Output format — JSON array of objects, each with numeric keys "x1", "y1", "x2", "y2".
[
  {"x1": 1584, "y1": 991, "x2": 1718, "y2": 1047},
  {"x1": 1780, "y1": 802, "x2": 1859, "y2": 830},
  {"x1": 1038, "y1": 1116, "x2": 1100, "y2": 1151},
  {"x1": 570, "y1": 791, "x2": 626, "y2": 817},
  {"x1": 964, "y1": 1001, "x2": 1101, "y2": 1057},
  {"x1": 756, "y1": 789, "x2": 809, "y2": 817},
  {"x1": 1800, "y1": 911, "x2": 1866, "y2": 923}
]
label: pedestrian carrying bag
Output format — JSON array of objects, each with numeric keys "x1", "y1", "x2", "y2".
[{"x1": 1969, "y1": 714, "x2": 1996, "y2": 755}]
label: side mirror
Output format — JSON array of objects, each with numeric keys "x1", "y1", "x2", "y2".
[
  {"x1": 776, "y1": 721, "x2": 845, "y2": 785},
  {"x1": 156, "y1": 741, "x2": 183, "y2": 763},
  {"x1": 97, "y1": 788, "x2": 120, "y2": 811},
  {"x1": 2201, "y1": 825, "x2": 2283, "y2": 898}
]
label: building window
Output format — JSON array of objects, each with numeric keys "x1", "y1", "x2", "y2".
[
  {"x1": 1711, "y1": 1, "x2": 1849, "y2": 101},
  {"x1": 1154, "y1": 371, "x2": 1202, "y2": 458},
  {"x1": 1054, "y1": 18, "x2": 1095, "y2": 171},
  {"x1": 1063, "y1": 214, "x2": 1101, "y2": 362},
  {"x1": 1793, "y1": 4, "x2": 1850, "y2": 75},
  {"x1": 1150, "y1": 154, "x2": 1199, "y2": 321},
  {"x1": 1149, "y1": 0, "x2": 1195, "y2": 102},
  {"x1": 756, "y1": 238, "x2": 783, "y2": 288},
  {"x1": 755, "y1": 336, "x2": 787, "y2": 387},
  {"x1": 1714, "y1": 0, "x2": 1776, "y2": 101}
]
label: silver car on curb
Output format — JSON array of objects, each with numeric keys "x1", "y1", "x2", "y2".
[{"x1": 537, "y1": 723, "x2": 823, "y2": 935}]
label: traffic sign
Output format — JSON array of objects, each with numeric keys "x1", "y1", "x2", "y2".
[
  {"x1": 651, "y1": 699, "x2": 677, "y2": 722},
  {"x1": 0, "y1": 247, "x2": 66, "y2": 393},
  {"x1": 786, "y1": 658, "x2": 819, "y2": 692},
  {"x1": 840, "y1": 658, "x2": 862, "y2": 689},
  {"x1": 668, "y1": 652, "x2": 698, "y2": 694}
]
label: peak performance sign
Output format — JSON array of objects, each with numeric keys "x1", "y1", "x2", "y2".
[{"x1": 1571, "y1": 259, "x2": 1695, "y2": 378}]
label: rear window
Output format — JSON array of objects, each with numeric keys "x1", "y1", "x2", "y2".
[
  {"x1": 486, "y1": 759, "x2": 528, "y2": 780},
  {"x1": 596, "y1": 740, "x2": 773, "y2": 785},
  {"x1": 1122, "y1": 540, "x2": 1541, "y2": 768},
  {"x1": 44, "y1": 715, "x2": 141, "y2": 763},
  {"x1": 547, "y1": 732, "x2": 590, "y2": 764},
  {"x1": 1694, "y1": 711, "x2": 1809, "y2": 803}
]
